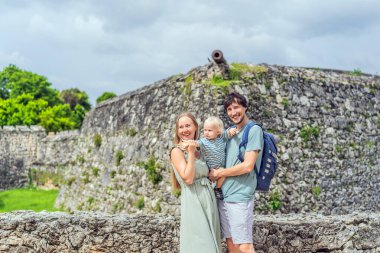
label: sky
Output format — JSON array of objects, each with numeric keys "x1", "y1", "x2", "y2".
[{"x1": 1, "y1": 0, "x2": 379, "y2": 105}]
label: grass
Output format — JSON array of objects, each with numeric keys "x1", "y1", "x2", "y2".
[
  {"x1": 0, "y1": 188, "x2": 60, "y2": 213},
  {"x1": 300, "y1": 125, "x2": 320, "y2": 142}
]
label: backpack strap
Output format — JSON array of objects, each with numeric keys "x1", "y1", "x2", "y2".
[{"x1": 237, "y1": 121, "x2": 262, "y2": 177}]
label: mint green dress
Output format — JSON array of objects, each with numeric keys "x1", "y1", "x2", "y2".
[{"x1": 173, "y1": 150, "x2": 222, "y2": 253}]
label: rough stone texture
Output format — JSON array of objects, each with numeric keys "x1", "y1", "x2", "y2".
[
  {"x1": 0, "y1": 63, "x2": 379, "y2": 216},
  {"x1": 0, "y1": 126, "x2": 46, "y2": 190},
  {"x1": 0, "y1": 211, "x2": 379, "y2": 253}
]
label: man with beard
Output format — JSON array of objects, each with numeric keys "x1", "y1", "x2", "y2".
[{"x1": 209, "y1": 92, "x2": 264, "y2": 253}]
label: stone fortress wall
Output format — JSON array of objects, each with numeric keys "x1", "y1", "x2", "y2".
[
  {"x1": 1, "y1": 62, "x2": 379, "y2": 252},
  {"x1": 0, "y1": 63, "x2": 379, "y2": 216},
  {"x1": 0, "y1": 211, "x2": 379, "y2": 252}
]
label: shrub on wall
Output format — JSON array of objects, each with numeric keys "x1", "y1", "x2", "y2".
[
  {"x1": 115, "y1": 151, "x2": 124, "y2": 166},
  {"x1": 93, "y1": 134, "x2": 102, "y2": 148},
  {"x1": 300, "y1": 125, "x2": 320, "y2": 142},
  {"x1": 137, "y1": 156, "x2": 163, "y2": 185}
]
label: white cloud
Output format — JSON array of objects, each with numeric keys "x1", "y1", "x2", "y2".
[{"x1": 1, "y1": 0, "x2": 379, "y2": 105}]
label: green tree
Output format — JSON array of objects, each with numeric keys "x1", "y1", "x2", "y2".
[
  {"x1": 96, "y1": 92, "x2": 117, "y2": 104},
  {"x1": 39, "y1": 104, "x2": 76, "y2": 132},
  {"x1": 0, "y1": 94, "x2": 48, "y2": 126},
  {"x1": 0, "y1": 65, "x2": 61, "y2": 106},
  {"x1": 60, "y1": 88, "x2": 91, "y2": 111},
  {"x1": 72, "y1": 104, "x2": 86, "y2": 128}
]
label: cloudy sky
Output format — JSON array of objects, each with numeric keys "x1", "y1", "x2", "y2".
[{"x1": 1, "y1": 0, "x2": 379, "y2": 105}]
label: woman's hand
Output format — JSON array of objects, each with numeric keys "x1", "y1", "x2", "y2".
[
  {"x1": 178, "y1": 140, "x2": 197, "y2": 153},
  {"x1": 186, "y1": 140, "x2": 197, "y2": 153}
]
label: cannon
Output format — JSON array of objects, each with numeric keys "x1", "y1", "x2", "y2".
[{"x1": 211, "y1": 49, "x2": 227, "y2": 65}]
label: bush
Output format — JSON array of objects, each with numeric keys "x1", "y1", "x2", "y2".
[
  {"x1": 268, "y1": 190, "x2": 281, "y2": 211},
  {"x1": 126, "y1": 128, "x2": 137, "y2": 137},
  {"x1": 96, "y1": 92, "x2": 117, "y2": 104},
  {"x1": 282, "y1": 98, "x2": 289, "y2": 109},
  {"x1": 349, "y1": 68, "x2": 362, "y2": 76},
  {"x1": 115, "y1": 151, "x2": 124, "y2": 166},
  {"x1": 312, "y1": 186, "x2": 321, "y2": 198},
  {"x1": 135, "y1": 196, "x2": 145, "y2": 210},
  {"x1": 65, "y1": 177, "x2": 76, "y2": 186},
  {"x1": 28, "y1": 168, "x2": 63, "y2": 188},
  {"x1": 300, "y1": 125, "x2": 320, "y2": 142},
  {"x1": 82, "y1": 172, "x2": 90, "y2": 184},
  {"x1": 173, "y1": 188, "x2": 181, "y2": 198},
  {"x1": 94, "y1": 134, "x2": 102, "y2": 148},
  {"x1": 153, "y1": 200, "x2": 162, "y2": 213},
  {"x1": 92, "y1": 167, "x2": 100, "y2": 177},
  {"x1": 137, "y1": 156, "x2": 163, "y2": 185}
]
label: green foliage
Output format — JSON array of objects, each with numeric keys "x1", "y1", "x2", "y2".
[
  {"x1": 72, "y1": 104, "x2": 86, "y2": 129},
  {"x1": 349, "y1": 68, "x2": 362, "y2": 76},
  {"x1": 92, "y1": 167, "x2": 100, "y2": 177},
  {"x1": 65, "y1": 177, "x2": 76, "y2": 186},
  {"x1": 335, "y1": 145, "x2": 343, "y2": 153},
  {"x1": 112, "y1": 202, "x2": 124, "y2": 213},
  {"x1": 311, "y1": 186, "x2": 322, "y2": 198},
  {"x1": 268, "y1": 190, "x2": 281, "y2": 211},
  {"x1": 29, "y1": 168, "x2": 63, "y2": 187},
  {"x1": 300, "y1": 125, "x2": 320, "y2": 142},
  {"x1": 137, "y1": 156, "x2": 163, "y2": 185},
  {"x1": 366, "y1": 141, "x2": 374, "y2": 148},
  {"x1": 209, "y1": 75, "x2": 232, "y2": 87},
  {"x1": 282, "y1": 98, "x2": 289, "y2": 109},
  {"x1": 206, "y1": 63, "x2": 269, "y2": 89},
  {"x1": 77, "y1": 155, "x2": 85, "y2": 164},
  {"x1": 184, "y1": 75, "x2": 193, "y2": 84},
  {"x1": 94, "y1": 134, "x2": 102, "y2": 148},
  {"x1": 230, "y1": 63, "x2": 268, "y2": 79},
  {"x1": 180, "y1": 75, "x2": 193, "y2": 96},
  {"x1": 0, "y1": 94, "x2": 48, "y2": 126},
  {"x1": 228, "y1": 67, "x2": 242, "y2": 80},
  {"x1": 115, "y1": 151, "x2": 124, "y2": 166},
  {"x1": 0, "y1": 65, "x2": 89, "y2": 131},
  {"x1": 0, "y1": 188, "x2": 60, "y2": 212},
  {"x1": 173, "y1": 188, "x2": 181, "y2": 198},
  {"x1": 82, "y1": 172, "x2": 90, "y2": 184},
  {"x1": 153, "y1": 200, "x2": 162, "y2": 213},
  {"x1": 110, "y1": 170, "x2": 116, "y2": 179},
  {"x1": 39, "y1": 104, "x2": 76, "y2": 132},
  {"x1": 59, "y1": 88, "x2": 91, "y2": 111},
  {"x1": 87, "y1": 197, "x2": 95, "y2": 205},
  {"x1": 96, "y1": 92, "x2": 117, "y2": 104},
  {"x1": 264, "y1": 80, "x2": 272, "y2": 90},
  {"x1": 126, "y1": 128, "x2": 137, "y2": 137},
  {"x1": 135, "y1": 196, "x2": 145, "y2": 210},
  {"x1": 0, "y1": 65, "x2": 61, "y2": 106}
]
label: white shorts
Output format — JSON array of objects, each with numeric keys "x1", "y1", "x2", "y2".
[{"x1": 218, "y1": 198, "x2": 254, "y2": 244}]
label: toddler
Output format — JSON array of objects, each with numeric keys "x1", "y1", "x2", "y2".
[{"x1": 196, "y1": 116, "x2": 237, "y2": 200}]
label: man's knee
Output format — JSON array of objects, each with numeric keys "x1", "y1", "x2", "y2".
[
  {"x1": 239, "y1": 243, "x2": 255, "y2": 253},
  {"x1": 226, "y1": 238, "x2": 238, "y2": 251}
]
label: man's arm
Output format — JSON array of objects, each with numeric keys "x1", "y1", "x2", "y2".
[{"x1": 209, "y1": 150, "x2": 259, "y2": 181}]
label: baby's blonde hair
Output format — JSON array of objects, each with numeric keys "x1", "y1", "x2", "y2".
[{"x1": 204, "y1": 116, "x2": 224, "y2": 134}]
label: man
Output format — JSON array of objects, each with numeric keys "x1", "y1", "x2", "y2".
[{"x1": 209, "y1": 92, "x2": 263, "y2": 253}]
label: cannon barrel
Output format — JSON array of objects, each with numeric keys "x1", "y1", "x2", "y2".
[{"x1": 211, "y1": 49, "x2": 227, "y2": 65}]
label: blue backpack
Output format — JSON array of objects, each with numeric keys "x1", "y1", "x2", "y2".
[{"x1": 236, "y1": 121, "x2": 278, "y2": 191}]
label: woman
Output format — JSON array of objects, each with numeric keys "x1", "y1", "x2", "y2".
[{"x1": 170, "y1": 112, "x2": 222, "y2": 253}]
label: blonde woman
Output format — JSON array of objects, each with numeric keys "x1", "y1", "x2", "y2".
[{"x1": 170, "y1": 112, "x2": 222, "y2": 253}]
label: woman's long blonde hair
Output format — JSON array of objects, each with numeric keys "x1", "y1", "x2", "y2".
[{"x1": 170, "y1": 112, "x2": 199, "y2": 191}]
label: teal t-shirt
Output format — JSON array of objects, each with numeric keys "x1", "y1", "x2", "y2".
[{"x1": 222, "y1": 121, "x2": 264, "y2": 202}]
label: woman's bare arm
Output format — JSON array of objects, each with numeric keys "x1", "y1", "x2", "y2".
[{"x1": 171, "y1": 145, "x2": 196, "y2": 185}]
